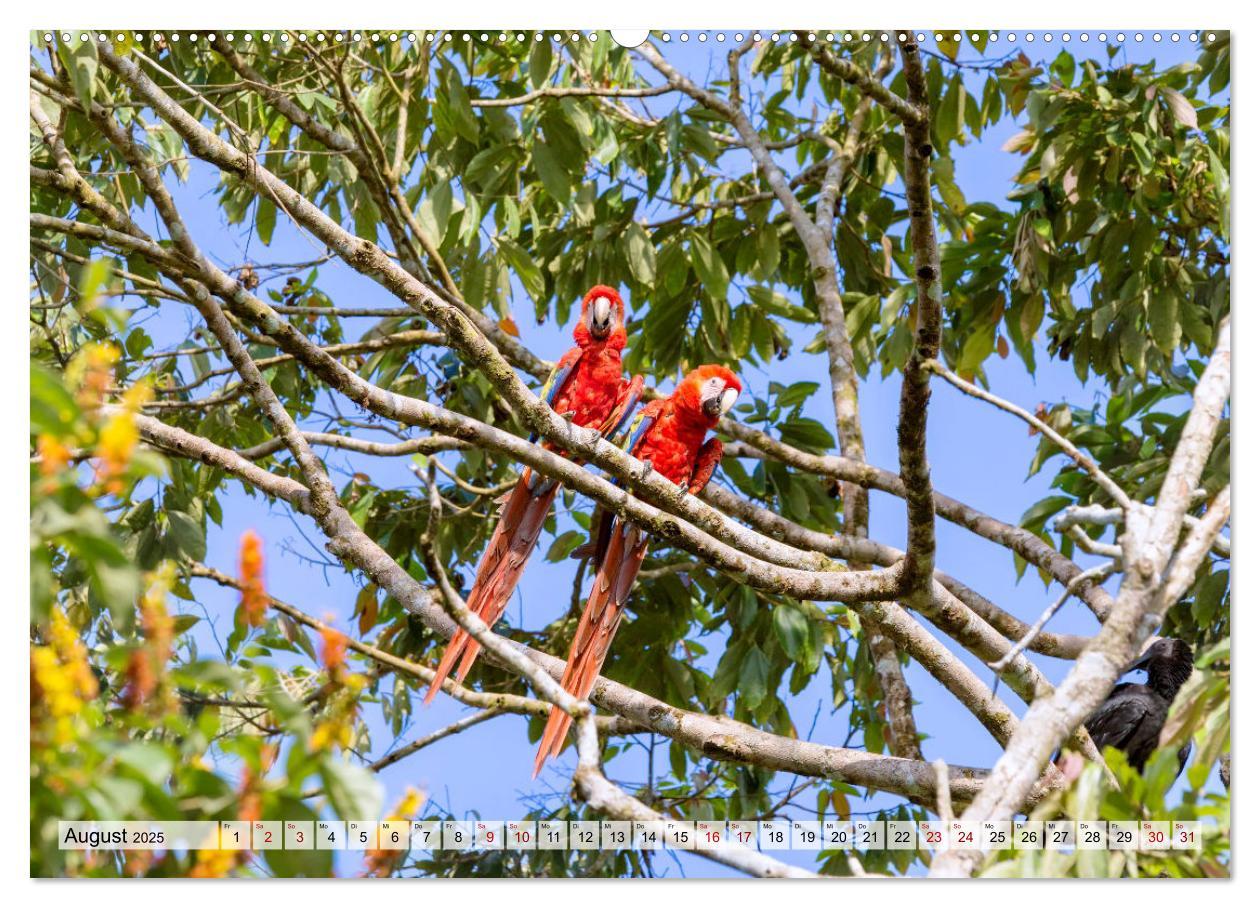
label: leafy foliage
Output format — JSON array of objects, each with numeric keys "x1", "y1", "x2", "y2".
[{"x1": 29, "y1": 30, "x2": 1229, "y2": 878}]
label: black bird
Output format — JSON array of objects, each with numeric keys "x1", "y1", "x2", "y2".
[{"x1": 1084, "y1": 638, "x2": 1194, "y2": 773}]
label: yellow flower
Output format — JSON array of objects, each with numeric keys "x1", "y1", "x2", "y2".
[
  {"x1": 31, "y1": 608, "x2": 98, "y2": 746},
  {"x1": 391, "y1": 787, "x2": 426, "y2": 822},
  {"x1": 189, "y1": 847, "x2": 239, "y2": 878},
  {"x1": 94, "y1": 382, "x2": 153, "y2": 493}
]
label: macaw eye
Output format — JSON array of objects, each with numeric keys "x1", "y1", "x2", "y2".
[{"x1": 719, "y1": 387, "x2": 739, "y2": 414}]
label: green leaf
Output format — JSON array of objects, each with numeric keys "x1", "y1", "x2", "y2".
[
  {"x1": 166, "y1": 510, "x2": 207, "y2": 561},
  {"x1": 1161, "y1": 88, "x2": 1199, "y2": 130},
  {"x1": 773, "y1": 605, "x2": 809, "y2": 661},
  {"x1": 263, "y1": 800, "x2": 332, "y2": 877},
  {"x1": 956, "y1": 327, "x2": 995, "y2": 377},
  {"x1": 320, "y1": 757, "x2": 383, "y2": 822},
  {"x1": 495, "y1": 237, "x2": 545, "y2": 302},
  {"x1": 30, "y1": 363, "x2": 81, "y2": 436},
  {"x1": 256, "y1": 197, "x2": 277, "y2": 245},
  {"x1": 529, "y1": 37, "x2": 553, "y2": 90},
  {"x1": 435, "y1": 62, "x2": 479, "y2": 143},
  {"x1": 738, "y1": 645, "x2": 771, "y2": 709},
  {"x1": 778, "y1": 417, "x2": 835, "y2": 453},
  {"x1": 532, "y1": 142, "x2": 570, "y2": 204},
  {"x1": 690, "y1": 231, "x2": 730, "y2": 302},
  {"x1": 115, "y1": 742, "x2": 174, "y2": 787},
  {"x1": 1148, "y1": 287, "x2": 1181, "y2": 355},
  {"x1": 57, "y1": 38, "x2": 99, "y2": 112},
  {"x1": 622, "y1": 222, "x2": 656, "y2": 284},
  {"x1": 1019, "y1": 495, "x2": 1073, "y2": 531}
]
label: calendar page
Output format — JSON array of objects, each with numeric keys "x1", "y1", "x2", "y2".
[{"x1": 28, "y1": 10, "x2": 1231, "y2": 884}]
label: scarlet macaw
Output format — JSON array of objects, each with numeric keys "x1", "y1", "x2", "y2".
[
  {"x1": 424, "y1": 286, "x2": 643, "y2": 705},
  {"x1": 533, "y1": 364, "x2": 742, "y2": 775}
]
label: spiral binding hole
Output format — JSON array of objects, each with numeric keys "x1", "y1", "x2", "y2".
[{"x1": 35, "y1": 29, "x2": 1216, "y2": 50}]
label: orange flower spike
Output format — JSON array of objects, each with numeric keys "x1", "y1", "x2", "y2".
[
  {"x1": 237, "y1": 531, "x2": 267, "y2": 627},
  {"x1": 36, "y1": 434, "x2": 72, "y2": 482},
  {"x1": 320, "y1": 624, "x2": 348, "y2": 678}
]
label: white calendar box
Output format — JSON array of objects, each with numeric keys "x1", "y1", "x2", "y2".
[
  {"x1": 474, "y1": 820, "x2": 504, "y2": 850},
  {"x1": 950, "y1": 821, "x2": 980, "y2": 850},
  {"x1": 220, "y1": 820, "x2": 249, "y2": 850},
  {"x1": 1045, "y1": 820, "x2": 1073, "y2": 850},
  {"x1": 696, "y1": 820, "x2": 726, "y2": 849},
  {"x1": 1109, "y1": 821, "x2": 1139, "y2": 851},
  {"x1": 1014, "y1": 820, "x2": 1044, "y2": 850},
  {"x1": 600, "y1": 820, "x2": 631, "y2": 850},
  {"x1": 1140, "y1": 821, "x2": 1170, "y2": 851},
  {"x1": 632, "y1": 820, "x2": 664, "y2": 850},
  {"x1": 347, "y1": 820, "x2": 376, "y2": 850},
  {"x1": 537, "y1": 820, "x2": 567, "y2": 850},
  {"x1": 918, "y1": 820, "x2": 947, "y2": 851},
  {"x1": 822, "y1": 820, "x2": 852, "y2": 850},
  {"x1": 1077, "y1": 821, "x2": 1107, "y2": 850},
  {"x1": 410, "y1": 821, "x2": 441, "y2": 851},
  {"x1": 727, "y1": 820, "x2": 757, "y2": 849},
  {"x1": 377, "y1": 821, "x2": 408, "y2": 851},
  {"x1": 441, "y1": 820, "x2": 472, "y2": 850},
  {"x1": 854, "y1": 819, "x2": 885, "y2": 850},
  {"x1": 316, "y1": 820, "x2": 345, "y2": 850},
  {"x1": 791, "y1": 820, "x2": 821, "y2": 850},
  {"x1": 665, "y1": 821, "x2": 695, "y2": 850},
  {"x1": 980, "y1": 821, "x2": 1011, "y2": 851},
  {"x1": 507, "y1": 821, "x2": 536, "y2": 850},
  {"x1": 252, "y1": 821, "x2": 282, "y2": 851},
  {"x1": 284, "y1": 820, "x2": 313, "y2": 850},
  {"x1": 571, "y1": 820, "x2": 600, "y2": 850},
  {"x1": 886, "y1": 821, "x2": 916, "y2": 850},
  {"x1": 758, "y1": 820, "x2": 790, "y2": 850},
  {"x1": 1172, "y1": 821, "x2": 1202, "y2": 851}
]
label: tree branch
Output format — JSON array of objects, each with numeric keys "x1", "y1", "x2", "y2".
[
  {"x1": 930, "y1": 317, "x2": 1231, "y2": 877},
  {"x1": 136, "y1": 415, "x2": 1046, "y2": 807}
]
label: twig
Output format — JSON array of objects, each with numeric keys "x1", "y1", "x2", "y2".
[
  {"x1": 927, "y1": 361, "x2": 1131, "y2": 509},
  {"x1": 988, "y1": 561, "x2": 1120, "y2": 674}
]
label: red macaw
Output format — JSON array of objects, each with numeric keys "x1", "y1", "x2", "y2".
[
  {"x1": 424, "y1": 286, "x2": 643, "y2": 705},
  {"x1": 533, "y1": 364, "x2": 742, "y2": 775}
]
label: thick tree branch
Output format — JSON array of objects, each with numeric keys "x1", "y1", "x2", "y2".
[
  {"x1": 136, "y1": 415, "x2": 1048, "y2": 807},
  {"x1": 930, "y1": 317, "x2": 1230, "y2": 877},
  {"x1": 90, "y1": 46, "x2": 913, "y2": 604},
  {"x1": 895, "y1": 34, "x2": 943, "y2": 597},
  {"x1": 721, "y1": 427, "x2": 1115, "y2": 619}
]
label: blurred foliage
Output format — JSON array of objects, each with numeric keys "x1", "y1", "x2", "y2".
[{"x1": 30, "y1": 29, "x2": 1228, "y2": 877}]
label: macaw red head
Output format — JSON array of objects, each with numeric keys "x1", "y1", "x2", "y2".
[
  {"x1": 573, "y1": 285, "x2": 627, "y2": 348},
  {"x1": 675, "y1": 364, "x2": 742, "y2": 425}
]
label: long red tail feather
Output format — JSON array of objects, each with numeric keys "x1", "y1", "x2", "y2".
[
  {"x1": 533, "y1": 523, "x2": 648, "y2": 776},
  {"x1": 423, "y1": 472, "x2": 558, "y2": 705}
]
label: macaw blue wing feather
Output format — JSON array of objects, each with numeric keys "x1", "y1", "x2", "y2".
[{"x1": 528, "y1": 351, "x2": 581, "y2": 444}]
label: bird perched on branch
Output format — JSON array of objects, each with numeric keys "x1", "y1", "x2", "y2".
[
  {"x1": 1083, "y1": 637, "x2": 1194, "y2": 773},
  {"x1": 424, "y1": 286, "x2": 643, "y2": 705},
  {"x1": 533, "y1": 364, "x2": 742, "y2": 775}
]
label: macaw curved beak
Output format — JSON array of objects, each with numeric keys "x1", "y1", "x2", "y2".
[
  {"x1": 702, "y1": 386, "x2": 739, "y2": 418},
  {"x1": 589, "y1": 296, "x2": 613, "y2": 337}
]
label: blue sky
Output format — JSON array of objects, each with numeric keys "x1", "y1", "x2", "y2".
[{"x1": 118, "y1": 32, "x2": 1217, "y2": 876}]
